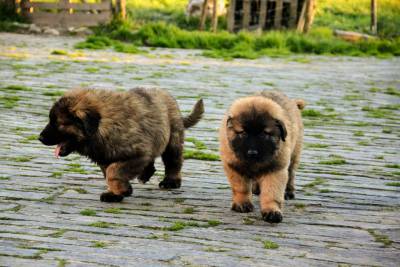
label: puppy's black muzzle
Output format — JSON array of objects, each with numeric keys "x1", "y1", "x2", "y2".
[{"x1": 39, "y1": 123, "x2": 61, "y2": 146}]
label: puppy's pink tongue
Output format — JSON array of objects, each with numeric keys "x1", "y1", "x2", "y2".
[{"x1": 54, "y1": 144, "x2": 61, "y2": 159}]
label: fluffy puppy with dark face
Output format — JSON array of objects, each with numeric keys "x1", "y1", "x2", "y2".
[
  {"x1": 219, "y1": 91, "x2": 305, "y2": 223},
  {"x1": 39, "y1": 87, "x2": 204, "y2": 202}
]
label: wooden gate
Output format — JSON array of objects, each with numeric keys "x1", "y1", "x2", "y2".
[
  {"x1": 19, "y1": 0, "x2": 112, "y2": 27},
  {"x1": 227, "y1": 0, "x2": 305, "y2": 32}
]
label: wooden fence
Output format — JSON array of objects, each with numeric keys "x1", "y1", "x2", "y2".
[
  {"x1": 19, "y1": 0, "x2": 112, "y2": 27},
  {"x1": 227, "y1": 0, "x2": 307, "y2": 32}
]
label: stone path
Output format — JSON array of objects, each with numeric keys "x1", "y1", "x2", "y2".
[{"x1": 0, "y1": 33, "x2": 399, "y2": 267}]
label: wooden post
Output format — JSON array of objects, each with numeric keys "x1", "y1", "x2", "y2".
[
  {"x1": 242, "y1": 0, "x2": 250, "y2": 30},
  {"x1": 303, "y1": 0, "x2": 315, "y2": 33},
  {"x1": 115, "y1": 0, "x2": 126, "y2": 19},
  {"x1": 258, "y1": 0, "x2": 268, "y2": 31},
  {"x1": 211, "y1": 0, "x2": 218, "y2": 32},
  {"x1": 289, "y1": 0, "x2": 298, "y2": 28},
  {"x1": 227, "y1": 0, "x2": 236, "y2": 32},
  {"x1": 297, "y1": 0, "x2": 315, "y2": 33},
  {"x1": 371, "y1": 0, "x2": 377, "y2": 35},
  {"x1": 274, "y1": 0, "x2": 283, "y2": 29},
  {"x1": 199, "y1": 0, "x2": 209, "y2": 31}
]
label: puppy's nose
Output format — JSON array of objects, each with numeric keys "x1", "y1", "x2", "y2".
[{"x1": 247, "y1": 149, "x2": 258, "y2": 157}]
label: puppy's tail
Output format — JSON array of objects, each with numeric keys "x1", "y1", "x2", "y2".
[
  {"x1": 295, "y1": 99, "x2": 306, "y2": 110},
  {"x1": 183, "y1": 99, "x2": 204, "y2": 128}
]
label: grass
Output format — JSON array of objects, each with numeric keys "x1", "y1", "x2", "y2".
[
  {"x1": 319, "y1": 155, "x2": 347, "y2": 165},
  {"x1": 183, "y1": 149, "x2": 220, "y2": 161},
  {"x1": 353, "y1": 131, "x2": 364, "y2": 137},
  {"x1": 385, "y1": 164, "x2": 400, "y2": 169},
  {"x1": 385, "y1": 182, "x2": 400, "y2": 187},
  {"x1": 80, "y1": 209, "x2": 97, "y2": 216},
  {"x1": 367, "y1": 229, "x2": 393, "y2": 247},
  {"x1": 243, "y1": 217, "x2": 255, "y2": 225},
  {"x1": 263, "y1": 240, "x2": 279, "y2": 249},
  {"x1": 303, "y1": 177, "x2": 327, "y2": 188},
  {"x1": 307, "y1": 143, "x2": 329, "y2": 149},
  {"x1": 3, "y1": 85, "x2": 32, "y2": 92},
  {"x1": 0, "y1": 95, "x2": 20, "y2": 109},
  {"x1": 185, "y1": 137, "x2": 207, "y2": 150},
  {"x1": 43, "y1": 90, "x2": 64, "y2": 97},
  {"x1": 384, "y1": 87, "x2": 400, "y2": 96},
  {"x1": 104, "y1": 207, "x2": 122, "y2": 214},
  {"x1": 92, "y1": 241, "x2": 107, "y2": 248},
  {"x1": 51, "y1": 50, "x2": 68, "y2": 56},
  {"x1": 88, "y1": 221, "x2": 116, "y2": 228},
  {"x1": 76, "y1": 17, "x2": 400, "y2": 60},
  {"x1": 163, "y1": 219, "x2": 221, "y2": 231},
  {"x1": 183, "y1": 207, "x2": 195, "y2": 214},
  {"x1": 315, "y1": 0, "x2": 400, "y2": 38}
]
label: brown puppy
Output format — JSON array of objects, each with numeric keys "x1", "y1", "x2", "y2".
[
  {"x1": 219, "y1": 91, "x2": 305, "y2": 223},
  {"x1": 39, "y1": 87, "x2": 204, "y2": 202}
]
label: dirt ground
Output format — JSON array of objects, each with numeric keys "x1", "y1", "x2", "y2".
[{"x1": 0, "y1": 32, "x2": 399, "y2": 267}]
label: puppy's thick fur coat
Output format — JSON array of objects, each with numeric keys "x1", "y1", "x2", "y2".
[
  {"x1": 39, "y1": 87, "x2": 204, "y2": 202},
  {"x1": 219, "y1": 91, "x2": 305, "y2": 223}
]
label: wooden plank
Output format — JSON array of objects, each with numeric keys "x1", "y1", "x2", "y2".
[
  {"x1": 371, "y1": 0, "x2": 377, "y2": 35},
  {"x1": 26, "y1": 11, "x2": 111, "y2": 27},
  {"x1": 296, "y1": 0, "x2": 307, "y2": 32},
  {"x1": 289, "y1": 0, "x2": 298, "y2": 28},
  {"x1": 258, "y1": 0, "x2": 268, "y2": 30},
  {"x1": 274, "y1": 0, "x2": 283, "y2": 29},
  {"x1": 242, "y1": 0, "x2": 250, "y2": 29},
  {"x1": 199, "y1": 0, "x2": 209, "y2": 31},
  {"x1": 227, "y1": 0, "x2": 236, "y2": 32},
  {"x1": 20, "y1": 2, "x2": 111, "y2": 11},
  {"x1": 211, "y1": 0, "x2": 218, "y2": 32}
]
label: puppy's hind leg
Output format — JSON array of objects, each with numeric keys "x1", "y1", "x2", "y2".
[
  {"x1": 138, "y1": 160, "x2": 156, "y2": 184},
  {"x1": 159, "y1": 132, "x2": 183, "y2": 189},
  {"x1": 285, "y1": 152, "x2": 301, "y2": 200}
]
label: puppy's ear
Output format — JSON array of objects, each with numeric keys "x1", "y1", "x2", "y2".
[
  {"x1": 76, "y1": 108, "x2": 100, "y2": 137},
  {"x1": 275, "y1": 119, "x2": 287, "y2": 142},
  {"x1": 226, "y1": 116, "x2": 234, "y2": 128},
  {"x1": 83, "y1": 109, "x2": 100, "y2": 136}
]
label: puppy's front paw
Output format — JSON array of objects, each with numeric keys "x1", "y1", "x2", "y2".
[
  {"x1": 100, "y1": 192, "x2": 124, "y2": 202},
  {"x1": 261, "y1": 210, "x2": 283, "y2": 223},
  {"x1": 159, "y1": 178, "x2": 181, "y2": 189},
  {"x1": 284, "y1": 191, "x2": 295, "y2": 200},
  {"x1": 231, "y1": 201, "x2": 254, "y2": 213}
]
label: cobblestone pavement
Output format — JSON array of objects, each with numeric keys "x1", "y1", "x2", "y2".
[{"x1": 0, "y1": 33, "x2": 399, "y2": 267}]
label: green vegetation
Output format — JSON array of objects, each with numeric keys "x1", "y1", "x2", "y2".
[
  {"x1": 3, "y1": 85, "x2": 32, "y2": 92},
  {"x1": 385, "y1": 164, "x2": 400, "y2": 169},
  {"x1": 243, "y1": 217, "x2": 255, "y2": 225},
  {"x1": 87, "y1": 221, "x2": 118, "y2": 228},
  {"x1": 51, "y1": 50, "x2": 68, "y2": 56},
  {"x1": 57, "y1": 258, "x2": 67, "y2": 267},
  {"x1": 13, "y1": 156, "x2": 35, "y2": 162},
  {"x1": 65, "y1": 163, "x2": 88, "y2": 174},
  {"x1": 92, "y1": 241, "x2": 107, "y2": 248},
  {"x1": 80, "y1": 209, "x2": 97, "y2": 216},
  {"x1": 82, "y1": 21, "x2": 400, "y2": 59},
  {"x1": 319, "y1": 189, "x2": 331, "y2": 193},
  {"x1": 183, "y1": 207, "x2": 195, "y2": 214},
  {"x1": 186, "y1": 137, "x2": 207, "y2": 150},
  {"x1": 43, "y1": 90, "x2": 64, "y2": 97},
  {"x1": 367, "y1": 229, "x2": 393, "y2": 247},
  {"x1": 385, "y1": 182, "x2": 400, "y2": 187},
  {"x1": 263, "y1": 240, "x2": 279, "y2": 249},
  {"x1": 306, "y1": 143, "x2": 329, "y2": 149},
  {"x1": 319, "y1": 155, "x2": 346, "y2": 165},
  {"x1": 384, "y1": 87, "x2": 400, "y2": 96},
  {"x1": 0, "y1": 95, "x2": 20, "y2": 109},
  {"x1": 183, "y1": 149, "x2": 220, "y2": 161},
  {"x1": 315, "y1": 0, "x2": 400, "y2": 38},
  {"x1": 353, "y1": 131, "x2": 364, "y2": 137},
  {"x1": 163, "y1": 219, "x2": 221, "y2": 231},
  {"x1": 104, "y1": 207, "x2": 122, "y2": 214}
]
